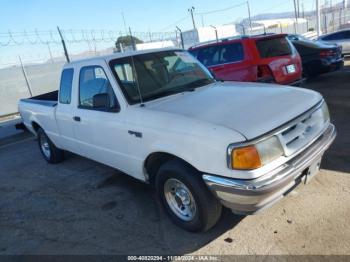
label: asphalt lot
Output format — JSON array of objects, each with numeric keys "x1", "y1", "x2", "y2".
[{"x1": 0, "y1": 63, "x2": 349, "y2": 255}]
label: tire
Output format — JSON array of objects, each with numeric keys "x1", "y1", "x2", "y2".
[
  {"x1": 156, "y1": 159, "x2": 222, "y2": 232},
  {"x1": 37, "y1": 128, "x2": 64, "y2": 164}
]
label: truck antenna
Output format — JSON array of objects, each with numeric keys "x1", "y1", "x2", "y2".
[{"x1": 130, "y1": 55, "x2": 144, "y2": 107}]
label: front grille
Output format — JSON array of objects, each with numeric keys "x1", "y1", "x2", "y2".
[{"x1": 277, "y1": 107, "x2": 325, "y2": 156}]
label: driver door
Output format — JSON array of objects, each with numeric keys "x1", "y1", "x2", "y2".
[{"x1": 72, "y1": 62, "x2": 128, "y2": 170}]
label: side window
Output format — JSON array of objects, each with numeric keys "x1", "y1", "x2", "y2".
[
  {"x1": 324, "y1": 32, "x2": 345, "y2": 40},
  {"x1": 219, "y1": 42, "x2": 244, "y2": 64},
  {"x1": 79, "y1": 66, "x2": 119, "y2": 111},
  {"x1": 344, "y1": 30, "x2": 350, "y2": 39},
  {"x1": 196, "y1": 46, "x2": 220, "y2": 66},
  {"x1": 59, "y1": 68, "x2": 74, "y2": 104}
]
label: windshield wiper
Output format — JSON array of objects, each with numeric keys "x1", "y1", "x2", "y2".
[
  {"x1": 143, "y1": 88, "x2": 194, "y2": 101},
  {"x1": 184, "y1": 78, "x2": 214, "y2": 89},
  {"x1": 143, "y1": 79, "x2": 213, "y2": 102}
]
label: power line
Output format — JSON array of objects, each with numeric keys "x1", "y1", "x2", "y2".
[
  {"x1": 196, "y1": 2, "x2": 247, "y2": 15},
  {"x1": 158, "y1": 15, "x2": 190, "y2": 32}
]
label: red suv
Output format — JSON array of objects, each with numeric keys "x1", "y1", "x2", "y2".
[{"x1": 189, "y1": 34, "x2": 303, "y2": 86}]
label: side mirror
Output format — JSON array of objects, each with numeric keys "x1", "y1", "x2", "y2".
[
  {"x1": 92, "y1": 93, "x2": 121, "y2": 112},
  {"x1": 93, "y1": 93, "x2": 110, "y2": 109}
]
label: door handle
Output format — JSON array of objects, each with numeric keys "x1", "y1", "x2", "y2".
[{"x1": 73, "y1": 116, "x2": 81, "y2": 122}]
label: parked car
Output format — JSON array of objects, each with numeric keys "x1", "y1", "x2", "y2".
[
  {"x1": 19, "y1": 48, "x2": 336, "y2": 232},
  {"x1": 318, "y1": 29, "x2": 350, "y2": 56},
  {"x1": 287, "y1": 34, "x2": 344, "y2": 77},
  {"x1": 188, "y1": 34, "x2": 303, "y2": 86}
]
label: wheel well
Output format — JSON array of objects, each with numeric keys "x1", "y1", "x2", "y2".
[
  {"x1": 32, "y1": 122, "x2": 41, "y2": 134},
  {"x1": 144, "y1": 152, "x2": 196, "y2": 185}
]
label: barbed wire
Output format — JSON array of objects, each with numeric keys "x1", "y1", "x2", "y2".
[{"x1": 0, "y1": 29, "x2": 176, "y2": 47}]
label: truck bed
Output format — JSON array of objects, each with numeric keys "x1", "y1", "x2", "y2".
[{"x1": 20, "y1": 90, "x2": 58, "y2": 107}]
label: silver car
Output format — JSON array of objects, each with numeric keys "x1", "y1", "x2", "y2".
[{"x1": 318, "y1": 29, "x2": 350, "y2": 56}]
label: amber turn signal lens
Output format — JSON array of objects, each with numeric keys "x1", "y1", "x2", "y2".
[{"x1": 232, "y1": 145, "x2": 262, "y2": 170}]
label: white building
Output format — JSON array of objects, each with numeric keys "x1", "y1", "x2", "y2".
[
  {"x1": 136, "y1": 40, "x2": 175, "y2": 51},
  {"x1": 181, "y1": 25, "x2": 238, "y2": 48}
]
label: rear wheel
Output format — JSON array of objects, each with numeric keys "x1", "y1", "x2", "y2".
[
  {"x1": 37, "y1": 128, "x2": 64, "y2": 164},
  {"x1": 156, "y1": 160, "x2": 222, "y2": 232}
]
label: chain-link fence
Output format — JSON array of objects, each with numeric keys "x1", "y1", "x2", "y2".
[{"x1": 0, "y1": 29, "x2": 178, "y2": 117}]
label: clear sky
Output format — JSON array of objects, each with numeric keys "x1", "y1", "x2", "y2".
[
  {"x1": 0, "y1": 0, "x2": 321, "y2": 66},
  {"x1": 0, "y1": 0, "x2": 317, "y2": 32}
]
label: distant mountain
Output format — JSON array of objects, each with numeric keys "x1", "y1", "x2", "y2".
[{"x1": 240, "y1": 10, "x2": 316, "y2": 25}]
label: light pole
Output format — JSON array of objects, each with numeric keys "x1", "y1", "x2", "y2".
[
  {"x1": 246, "y1": 1, "x2": 253, "y2": 32},
  {"x1": 293, "y1": 0, "x2": 298, "y2": 33},
  {"x1": 176, "y1": 26, "x2": 184, "y2": 49},
  {"x1": 210, "y1": 25, "x2": 218, "y2": 42},
  {"x1": 188, "y1": 7, "x2": 196, "y2": 30}
]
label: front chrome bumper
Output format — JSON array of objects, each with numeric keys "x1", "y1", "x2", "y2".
[{"x1": 203, "y1": 124, "x2": 336, "y2": 215}]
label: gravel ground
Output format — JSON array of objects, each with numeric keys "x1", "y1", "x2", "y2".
[{"x1": 0, "y1": 64, "x2": 349, "y2": 256}]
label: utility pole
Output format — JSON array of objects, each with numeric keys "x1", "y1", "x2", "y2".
[
  {"x1": 293, "y1": 0, "x2": 298, "y2": 33},
  {"x1": 188, "y1": 7, "x2": 196, "y2": 30},
  {"x1": 18, "y1": 56, "x2": 33, "y2": 97},
  {"x1": 247, "y1": 1, "x2": 253, "y2": 32},
  {"x1": 176, "y1": 26, "x2": 184, "y2": 49},
  {"x1": 316, "y1": 0, "x2": 321, "y2": 37},
  {"x1": 297, "y1": 0, "x2": 300, "y2": 17},
  {"x1": 302, "y1": 2, "x2": 305, "y2": 18},
  {"x1": 57, "y1": 26, "x2": 70, "y2": 63}
]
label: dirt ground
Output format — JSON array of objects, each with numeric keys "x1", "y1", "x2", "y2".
[{"x1": 0, "y1": 63, "x2": 349, "y2": 256}]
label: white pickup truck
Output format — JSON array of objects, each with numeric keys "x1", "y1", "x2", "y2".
[{"x1": 19, "y1": 48, "x2": 336, "y2": 232}]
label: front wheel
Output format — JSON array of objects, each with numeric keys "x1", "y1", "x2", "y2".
[
  {"x1": 156, "y1": 160, "x2": 222, "y2": 232},
  {"x1": 37, "y1": 128, "x2": 64, "y2": 164}
]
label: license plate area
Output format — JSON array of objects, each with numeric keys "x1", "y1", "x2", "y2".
[
  {"x1": 302, "y1": 157, "x2": 322, "y2": 184},
  {"x1": 286, "y1": 64, "x2": 296, "y2": 74}
]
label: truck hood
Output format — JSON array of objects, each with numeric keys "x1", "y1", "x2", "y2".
[{"x1": 145, "y1": 81, "x2": 322, "y2": 140}]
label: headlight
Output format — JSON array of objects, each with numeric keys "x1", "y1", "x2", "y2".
[
  {"x1": 229, "y1": 136, "x2": 284, "y2": 170},
  {"x1": 321, "y1": 102, "x2": 330, "y2": 123}
]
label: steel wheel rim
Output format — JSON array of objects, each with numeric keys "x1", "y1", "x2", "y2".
[
  {"x1": 40, "y1": 133, "x2": 51, "y2": 159},
  {"x1": 164, "y1": 178, "x2": 197, "y2": 221}
]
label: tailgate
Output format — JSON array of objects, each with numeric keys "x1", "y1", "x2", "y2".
[{"x1": 255, "y1": 36, "x2": 302, "y2": 84}]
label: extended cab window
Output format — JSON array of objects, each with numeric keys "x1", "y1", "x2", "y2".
[
  {"x1": 256, "y1": 37, "x2": 292, "y2": 58},
  {"x1": 79, "y1": 66, "x2": 119, "y2": 111},
  {"x1": 323, "y1": 31, "x2": 350, "y2": 40},
  {"x1": 59, "y1": 68, "x2": 74, "y2": 104},
  {"x1": 219, "y1": 42, "x2": 244, "y2": 63}
]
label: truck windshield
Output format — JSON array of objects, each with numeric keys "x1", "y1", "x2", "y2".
[{"x1": 109, "y1": 50, "x2": 215, "y2": 104}]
